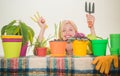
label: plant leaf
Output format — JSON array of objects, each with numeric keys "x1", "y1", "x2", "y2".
[
  {"x1": 1, "y1": 25, "x2": 8, "y2": 35},
  {"x1": 13, "y1": 26, "x2": 20, "y2": 35},
  {"x1": 54, "y1": 23, "x2": 58, "y2": 39},
  {"x1": 1, "y1": 20, "x2": 17, "y2": 35},
  {"x1": 6, "y1": 26, "x2": 16, "y2": 35},
  {"x1": 19, "y1": 21, "x2": 29, "y2": 45},
  {"x1": 19, "y1": 21, "x2": 34, "y2": 45},
  {"x1": 7, "y1": 20, "x2": 16, "y2": 26},
  {"x1": 27, "y1": 26, "x2": 35, "y2": 45}
]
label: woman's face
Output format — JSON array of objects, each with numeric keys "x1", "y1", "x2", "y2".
[{"x1": 61, "y1": 24, "x2": 76, "y2": 40}]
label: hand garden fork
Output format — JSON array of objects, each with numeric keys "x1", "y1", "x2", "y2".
[
  {"x1": 85, "y1": 2, "x2": 95, "y2": 14},
  {"x1": 85, "y1": 2, "x2": 95, "y2": 28}
]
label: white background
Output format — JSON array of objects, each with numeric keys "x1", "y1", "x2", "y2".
[{"x1": 0, "y1": 0, "x2": 120, "y2": 56}]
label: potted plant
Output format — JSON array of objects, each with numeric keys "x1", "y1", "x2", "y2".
[
  {"x1": 1, "y1": 20, "x2": 34, "y2": 58},
  {"x1": 68, "y1": 32, "x2": 89, "y2": 57},
  {"x1": 49, "y1": 23, "x2": 67, "y2": 57},
  {"x1": 34, "y1": 35, "x2": 53, "y2": 56}
]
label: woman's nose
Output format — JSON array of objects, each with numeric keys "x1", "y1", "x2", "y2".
[{"x1": 66, "y1": 31, "x2": 70, "y2": 34}]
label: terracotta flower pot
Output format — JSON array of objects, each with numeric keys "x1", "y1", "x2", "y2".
[
  {"x1": 49, "y1": 41, "x2": 67, "y2": 57},
  {"x1": 35, "y1": 47, "x2": 47, "y2": 57}
]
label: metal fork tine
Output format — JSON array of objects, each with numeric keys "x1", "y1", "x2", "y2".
[
  {"x1": 92, "y1": 3, "x2": 95, "y2": 13},
  {"x1": 85, "y1": 2, "x2": 95, "y2": 14},
  {"x1": 89, "y1": 2, "x2": 91, "y2": 14},
  {"x1": 85, "y1": 2, "x2": 87, "y2": 12}
]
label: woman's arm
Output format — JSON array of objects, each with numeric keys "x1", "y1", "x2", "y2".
[
  {"x1": 37, "y1": 17, "x2": 47, "y2": 41},
  {"x1": 86, "y1": 14, "x2": 96, "y2": 36},
  {"x1": 86, "y1": 14, "x2": 119, "y2": 75},
  {"x1": 31, "y1": 13, "x2": 47, "y2": 42}
]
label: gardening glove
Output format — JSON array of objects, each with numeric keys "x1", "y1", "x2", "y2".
[
  {"x1": 112, "y1": 56, "x2": 118, "y2": 69},
  {"x1": 92, "y1": 55, "x2": 118, "y2": 75}
]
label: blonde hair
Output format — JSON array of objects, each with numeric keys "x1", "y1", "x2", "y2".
[{"x1": 58, "y1": 20, "x2": 78, "y2": 39}]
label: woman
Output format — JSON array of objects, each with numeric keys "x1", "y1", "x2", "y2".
[
  {"x1": 33, "y1": 14, "x2": 95, "y2": 56},
  {"x1": 31, "y1": 13, "x2": 118, "y2": 75}
]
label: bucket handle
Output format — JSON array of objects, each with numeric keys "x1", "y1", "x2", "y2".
[
  {"x1": 96, "y1": 36, "x2": 103, "y2": 40},
  {"x1": 107, "y1": 37, "x2": 111, "y2": 51}
]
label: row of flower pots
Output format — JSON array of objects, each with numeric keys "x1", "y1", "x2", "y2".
[
  {"x1": 2, "y1": 34, "x2": 120, "y2": 58},
  {"x1": 35, "y1": 34, "x2": 120, "y2": 57},
  {"x1": 2, "y1": 33, "x2": 120, "y2": 58},
  {"x1": 35, "y1": 39, "x2": 107, "y2": 57},
  {"x1": 1, "y1": 20, "x2": 120, "y2": 58}
]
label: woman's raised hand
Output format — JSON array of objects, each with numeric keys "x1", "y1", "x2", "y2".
[
  {"x1": 31, "y1": 12, "x2": 48, "y2": 29},
  {"x1": 86, "y1": 14, "x2": 95, "y2": 28}
]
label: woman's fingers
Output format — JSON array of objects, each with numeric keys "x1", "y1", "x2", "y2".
[
  {"x1": 86, "y1": 14, "x2": 95, "y2": 28},
  {"x1": 31, "y1": 12, "x2": 41, "y2": 23},
  {"x1": 31, "y1": 12, "x2": 48, "y2": 29},
  {"x1": 30, "y1": 17, "x2": 37, "y2": 23},
  {"x1": 40, "y1": 17, "x2": 45, "y2": 23},
  {"x1": 36, "y1": 12, "x2": 41, "y2": 18}
]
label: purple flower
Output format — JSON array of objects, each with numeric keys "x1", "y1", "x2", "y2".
[
  {"x1": 74, "y1": 32, "x2": 80, "y2": 38},
  {"x1": 79, "y1": 33, "x2": 85, "y2": 38},
  {"x1": 74, "y1": 32, "x2": 85, "y2": 38}
]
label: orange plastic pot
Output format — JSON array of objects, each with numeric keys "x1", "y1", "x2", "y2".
[
  {"x1": 49, "y1": 41, "x2": 67, "y2": 57},
  {"x1": 35, "y1": 47, "x2": 47, "y2": 57},
  {"x1": 72, "y1": 40, "x2": 88, "y2": 57}
]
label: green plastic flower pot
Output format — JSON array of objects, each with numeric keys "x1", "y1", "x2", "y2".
[
  {"x1": 110, "y1": 34, "x2": 120, "y2": 48},
  {"x1": 119, "y1": 49, "x2": 120, "y2": 56},
  {"x1": 91, "y1": 39, "x2": 108, "y2": 56},
  {"x1": 110, "y1": 48, "x2": 119, "y2": 56}
]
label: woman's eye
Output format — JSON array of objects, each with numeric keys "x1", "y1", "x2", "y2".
[
  {"x1": 69, "y1": 29, "x2": 73, "y2": 31},
  {"x1": 62, "y1": 30, "x2": 66, "y2": 32}
]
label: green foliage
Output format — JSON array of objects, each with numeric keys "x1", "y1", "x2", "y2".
[
  {"x1": 1, "y1": 20, "x2": 35, "y2": 45},
  {"x1": 1, "y1": 20, "x2": 20, "y2": 35},
  {"x1": 35, "y1": 35, "x2": 53, "y2": 47},
  {"x1": 53, "y1": 22, "x2": 62, "y2": 40},
  {"x1": 54, "y1": 23, "x2": 58, "y2": 39}
]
